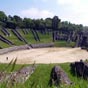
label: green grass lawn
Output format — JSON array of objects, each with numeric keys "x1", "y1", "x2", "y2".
[{"x1": 0, "y1": 63, "x2": 88, "y2": 88}]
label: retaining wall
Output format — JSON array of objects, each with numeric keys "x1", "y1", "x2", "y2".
[{"x1": 0, "y1": 43, "x2": 54, "y2": 54}]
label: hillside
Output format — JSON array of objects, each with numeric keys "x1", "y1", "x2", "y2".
[{"x1": 0, "y1": 28, "x2": 76, "y2": 48}]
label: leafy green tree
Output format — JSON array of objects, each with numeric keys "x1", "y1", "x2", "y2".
[
  {"x1": 45, "y1": 18, "x2": 52, "y2": 29},
  {"x1": 0, "y1": 11, "x2": 7, "y2": 22},
  {"x1": 34, "y1": 19, "x2": 46, "y2": 34},
  {"x1": 0, "y1": 11, "x2": 7, "y2": 27},
  {"x1": 13, "y1": 15, "x2": 23, "y2": 28},
  {"x1": 23, "y1": 18, "x2": 33, "y2": 28}
]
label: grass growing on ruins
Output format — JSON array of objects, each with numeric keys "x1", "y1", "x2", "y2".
[
  {"x1": 0, "y1": 63, "x2": 88, "y2": 88},
  {"x1": 7, "y1": 29, "x2": 25, "y2": 45},
  {"x1": 0, "y1": 41, "x2": 10, "y2": 48},
  {"x1": 55, "y1": 41, "x2": 76, "y2": 47},
  {"x1": 0, "y1": 29, "x2": 76, "y2": 48}
]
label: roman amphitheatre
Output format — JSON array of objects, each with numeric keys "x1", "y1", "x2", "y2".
[
  {"x1": 1, "y1": 2, "x2": 88, "y2": 87},
  {"x1": 0, "y1": 47, "x2": 88, "y2": 64},
  {"x1": 0, "y1": 13, "x2": 88, "y2": 65}
]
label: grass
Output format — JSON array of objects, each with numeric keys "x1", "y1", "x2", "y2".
[
  {"x1": 55, "y1": 41, "x2": 76, "y2": 47},
  {"x1": 0, "y1": 41, "x2": 10, "y2": 48},
  {"x1": 0, "y1": 63, "x2": 88, "y2": 88},
  {"x1": 0, "y1": 29, "x2": 76, "y2": 48},
  {"x1": 0, "y1": 29, "x2": 25, "y2": 48},
  {"x1": 18, "y1": 29, "x2": 52, "y2": 44},
  {"x1": 7, "y1": 29, "x2": 25, "y2": 45}
]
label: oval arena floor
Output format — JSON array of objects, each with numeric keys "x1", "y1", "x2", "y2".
[{"x1": 0, "y1": 47, "x2": 88, "y2": 64}]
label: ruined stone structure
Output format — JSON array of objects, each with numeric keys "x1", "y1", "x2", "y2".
[
  {"x1": 70, "y1": 60, "x2": 88, "y2": 80},
  {"x1": 0, "y1": 65, "x2": 36, "y2": 85},
  {"x1": 49, "y1": 66, "x2": 72, "y2": 86},
  {"x1": 9, "y1": 65, "x2": 36, "y2": 84},
  {"x1": 76, "y1": 31, "x2": 88, "y2": 50}
]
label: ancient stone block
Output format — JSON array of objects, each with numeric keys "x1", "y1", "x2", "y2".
[
  {"x1": 49, "y1": 66, "x2": 72, "y2": 86},
  {"x1": 70, "y1": 60, "x2": 88, "y2": 80}
]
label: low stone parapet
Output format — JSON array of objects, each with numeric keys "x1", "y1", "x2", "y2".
[
  {"x1": 0, "y1": 45, "x2": 31, "y2": 55},
  {"x1": 0, "y1": 43, "x2": 54, "y2": 54}
]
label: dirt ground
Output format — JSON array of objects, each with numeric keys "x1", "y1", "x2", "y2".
[{"x1": 0, "y1": 47, "x2": 88, "y2": 64}]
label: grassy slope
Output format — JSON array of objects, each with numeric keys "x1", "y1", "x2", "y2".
[
  {"x1": 0, "y1": 29, "x2": 25, "y2": 48},
  {"x1": 0, "y1": 63, "x2": 87, "y2": 88},
  {"x1": 0, "y1": 29, "x2": 76, "y2": 48}
]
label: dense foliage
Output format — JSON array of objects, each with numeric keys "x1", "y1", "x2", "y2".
[{"x1": 0, "y1": 11, "x2": 85, "y2": 32}]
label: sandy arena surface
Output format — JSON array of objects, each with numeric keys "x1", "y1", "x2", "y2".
[{"x1": 0, "y1": 47, "x2": 88, "y2": 64}]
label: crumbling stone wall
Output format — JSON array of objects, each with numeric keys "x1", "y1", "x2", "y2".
[
  {"x1": 70, "y1": 60, "x2": 88, "y2": 80},
  {"x1": 49, "y1": 66, "x2": 72, "y2": 86},
  {"x1": 0, "y1": 43, "x2": 54, "y2": 55},
  {"x1": 0, "y1": 45, "x2": 31, "y2": 55},
  {"x1": 76, "y1": 31, "x2": 88, "y2": 50}
]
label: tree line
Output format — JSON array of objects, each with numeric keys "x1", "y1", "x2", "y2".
[{"x1": 0, "y1": 11, "x2": 85, "y2": 31}]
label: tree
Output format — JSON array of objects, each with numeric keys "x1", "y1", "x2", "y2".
[
  {"x1": 0, "y1": 11, "x2": 7, "y2": 22},
  {"x1": 13, "y1": 15, "x2": 23, "y2": 28},
  {"x1": 23, "y1": 18, "x2": 32, "y2": 28},
  {"x1": 34, "y1": 19, "x2": 46, "y2": 34},
  {"x1": 7, "y1": 15, "x2": 13, "y2": 21},
  {"x1": 5, "y1": 21, "x2": 16, "y2": 29},
  {"x1": 45, "y1": 18, "x2": 52, "y2": 29},
  {"x1": 0, "y1": 11, "x2": 7, "y2": 27},
  {"x1": 0, "y1": 21, "x2": 6, "y2": 27}
]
